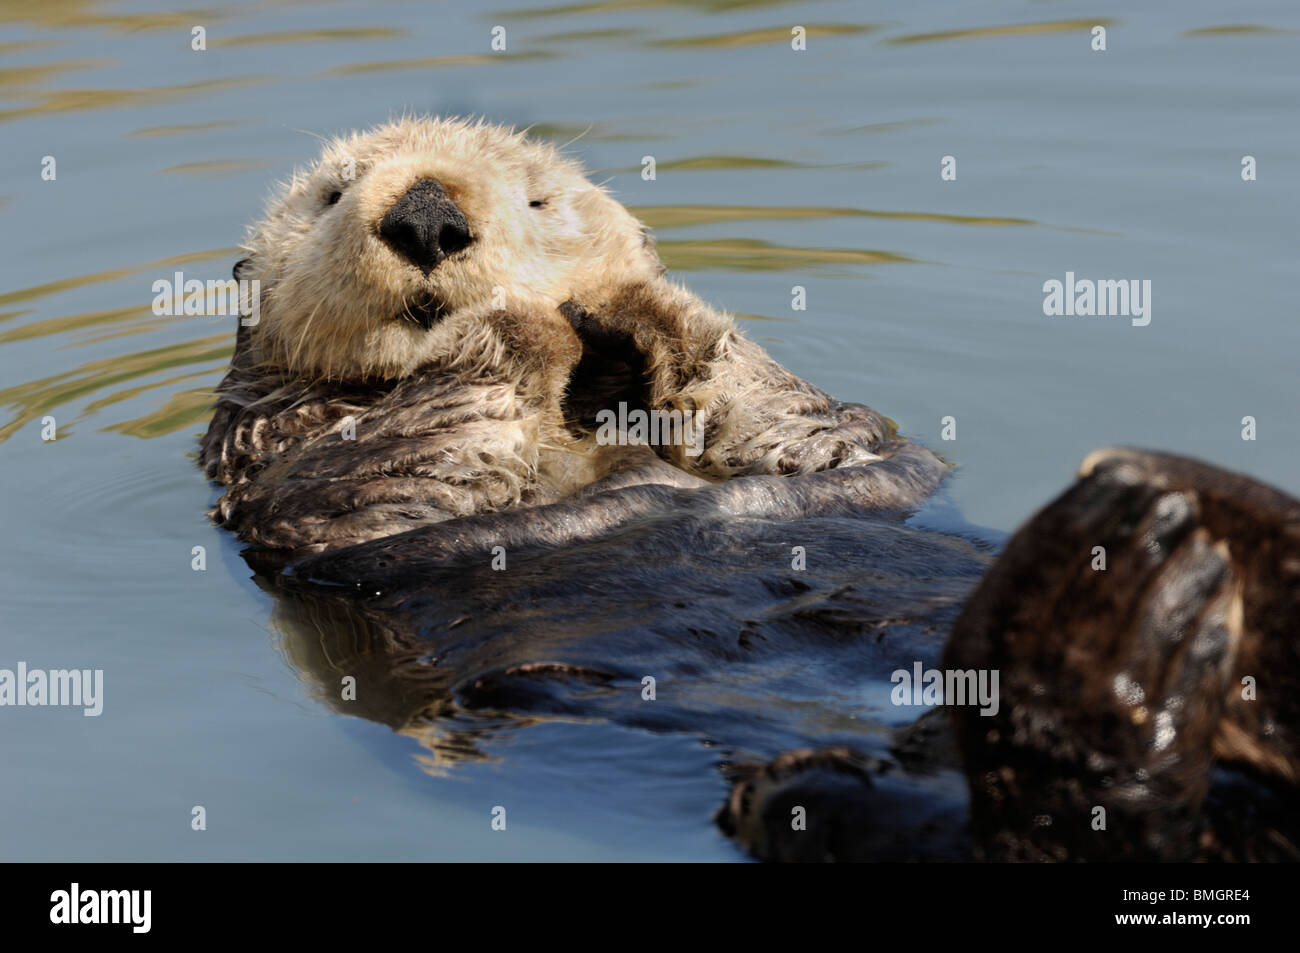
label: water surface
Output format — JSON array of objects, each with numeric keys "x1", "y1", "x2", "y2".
[{"x1": 1, "y1": 0, "x2": 1297, "y2": 860}]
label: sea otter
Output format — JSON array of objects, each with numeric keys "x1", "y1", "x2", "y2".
[
  {"x1": 201, "y1": 117, "x2": 1298, "y2": 861},
  {"x1": 201, "y1": 117, "x2": 937, "y2": 558}
]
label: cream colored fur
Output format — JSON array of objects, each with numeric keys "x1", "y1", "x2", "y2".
[{"x1": 203, "y1": 116, "x2": 930, "y2": 555}]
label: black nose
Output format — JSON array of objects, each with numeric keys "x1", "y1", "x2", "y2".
[{"x1": 378, "y1": 178, "x2": 472, "y2": 274}]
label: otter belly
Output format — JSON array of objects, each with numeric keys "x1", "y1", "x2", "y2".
[{"x1": 259, "y1": 460, "x2": 988, "y2": 778}]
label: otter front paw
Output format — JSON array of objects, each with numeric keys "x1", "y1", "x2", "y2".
[
  {"x1": 434, "y1": 298, "x2": 583, "y2": 410},
  {"x1": 560, "y1": 300, "x2": 637, "y2": 359},
  {"x1": 561, "y1": 281, "x2": 899, "y2": 478}
]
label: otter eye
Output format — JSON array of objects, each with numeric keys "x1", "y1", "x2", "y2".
[
  {"x1": 326, "y1": 190, "x2": 343, "y2": 206},
  {"x1": 528, "y1": 199, "x2": 547, "y2": 209}
]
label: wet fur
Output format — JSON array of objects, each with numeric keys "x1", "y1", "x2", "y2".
[{"x1": 202, "y1": 117, "x2": 923, "y2": 556}]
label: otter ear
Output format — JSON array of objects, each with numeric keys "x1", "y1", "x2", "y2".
[{"x1": 233, "y1": 257, "x2": 254, "y2": 280}]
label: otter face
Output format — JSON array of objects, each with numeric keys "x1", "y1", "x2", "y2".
[{"x1": 237, "y1": 116, "x2": 662, "y2": 381}]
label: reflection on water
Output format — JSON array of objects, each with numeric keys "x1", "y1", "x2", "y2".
[
  {"x1": 2, "y1": 0, "x2": 1297, "y2": 861},
  {"x1": 0, "y1": 247, "x2": 235, "y2": 442},
  {"x1": 322, "y1": 52, "x2": 554, "y2": 75},
  {"x1": 0, "y1": 334, "x2": 228, "y2": 442},
  {"x1": 633, "y1": 205, "x2": 1035, "y2": 228},
  {"x1": 650, "y1": 23, "x2": 876, "y2": 48},
  {"x1": 886, "y1": 17, "x2": 1116, "y2": 45},
  {"x1": 1183, "y1": 24, "x2": 1297, "y2": 36},
  {"x1": 658, "y1": 238, "x2": 913, "y2": 271},
  {"x1": 158, "y1": 159, "x2": 270, "y2": 175},
  {"x1": 129, "y1": 119, "x2": 247, "y2": 137},
  {"x1": 210, "y1": 27, "x2": 407, "y2": 48},
  {"x1": 0, "y1": 1, "x2": 228, "y2": 31},
  {"x1": 0, "y1": 76, "x2": 268, "y2": 123}
]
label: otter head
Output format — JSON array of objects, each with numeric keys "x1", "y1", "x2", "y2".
[{"x1": 236, "y1": 116, "x2": 663, "y2": 381}]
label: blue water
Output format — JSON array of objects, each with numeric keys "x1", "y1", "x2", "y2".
[{"x1": 1, "y1": 0, "x2": 1296, "y2": 860}]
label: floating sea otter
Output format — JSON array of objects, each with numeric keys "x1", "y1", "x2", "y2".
[{"x1": 201, "y1": 117, "x2": 1298, "y2": 861}]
